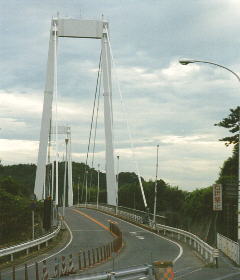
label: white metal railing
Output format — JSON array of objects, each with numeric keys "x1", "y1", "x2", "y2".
[
  {"x1": 80, "y1": 203, "x2": 219, "y2": 266},
  {"x1": 49, "y1": 264, "x2": 153, "y2": 280},
  {"x1": 217, "y1": 233, "x2": 239, "y2": 264},
  {"x1": 0, "y1": 222, "x2": 61, "y2": 261}
]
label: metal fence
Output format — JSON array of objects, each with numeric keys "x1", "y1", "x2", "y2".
[
  {"x1": 0, "y1": 221, "x2": 124, "y2": 280},
  {"x1": 0, "y1": 221, "x2": 61, "y2": 261},
  {"x1": 81, "y1": 203, "x2": 219, "y2": 267},
  {"x1": 217, "y1": 233, "x2": 239, "y2": 264},
  {"x1": 49, "y1": 264, "x2": 153, "y2": 280}
]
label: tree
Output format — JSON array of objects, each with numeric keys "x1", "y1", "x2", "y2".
[{"x1": 214, "y1": 106, "x2": 240, "y2": 146}]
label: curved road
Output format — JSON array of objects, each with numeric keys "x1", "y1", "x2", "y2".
[{"x1": 1, "y1": 207, "x2": 240, "y2": 279}]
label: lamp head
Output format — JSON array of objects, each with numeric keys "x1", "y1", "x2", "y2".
[{"x1": 179, "y1": 59, "x2": 195, "y2": 65}]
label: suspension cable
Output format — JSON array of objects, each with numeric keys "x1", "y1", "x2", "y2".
[
  {"x1": 82, "y1": 51, "x2": 102, "y2": 202},
  {"x1": 89, "y1": 65, "x2": 102, "y2": 190},
  {"x1": 105, "y1": 29, "x2": 148, "y2": 209}
]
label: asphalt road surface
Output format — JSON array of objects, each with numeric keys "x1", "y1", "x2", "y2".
[{"x1": 1, "y1": 207, "x2": 240, "y2": 280}]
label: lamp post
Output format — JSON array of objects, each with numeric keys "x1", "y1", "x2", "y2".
[
  {"x1": 179, "y1": 58, "x2": 240, "y2": 243},
  {"x1": 116, "y1": 156, "x2": 120, "y2": 214},
  {"x1": 97, "y1": 164, "x2": 100, "y2": 209},
  {"x1": 63, "y1": 138, "x2": 69, "y2": 218},
  {"x1": 153, "y1": 144, "x2": 159, "y2": 224},
  {"x1": 77, "y1": 176, "x2": 80, "y2": 206},
  {"x1": 85, "y1": 170, "x2": 88, "y2": 207}
]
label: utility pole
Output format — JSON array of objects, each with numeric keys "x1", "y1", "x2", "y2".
[
  {"x1": 116, "y1": 156, "x2": 120, "y2": 214},
  {"x1": 85, "y1": 170, "x2": 88, "y2": 207},
  {"x1": 77, "y1": 176, "x2": 80, "y2": 206},
  {"x1": 97, "y1": 164, "x2": 100, "y2": 209},
  {"x1": 153, "y1": 144, "x2": 159, "y2": 224},
  {"x1": 63, "y1": 138, "x2": 69, "y2": 218}
]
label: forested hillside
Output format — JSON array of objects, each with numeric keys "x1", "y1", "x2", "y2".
[
  {"x1": 0, "y1": 161, "x2": 213, "y2": 245},
  {"x1": 1, "y1": 107, "x2": 239, "y2": 246}
]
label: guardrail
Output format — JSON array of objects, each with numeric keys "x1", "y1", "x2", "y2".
[
  {"x1": 217, "y1": 233, "x2": 239, "y2": 265},
  {"x1": 80, "y1": 203, "x2": 219, "y2": 267},
  {"x1": 0, "y1": 222, "x2": 61, "y2": 261},
  {"x1": 49, "y1": 264, "x2": 153, "y2": 280}
]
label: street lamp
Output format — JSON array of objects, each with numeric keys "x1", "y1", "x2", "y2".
[
  {"x1": 179, "y1": 58, "x2": 240, "y2": 243},
  {"x1": 153, "y1": 144, "x2": 159, "y2": 225},
  {"x1": 116, "y1": 156, "x2": 120, "y2": 214},
  {"x1": 85, "y1": 170, "x2": 88, "y2": 207},
  {"x1": 63, "y1": 138, "x2": 69, "y2": 218},
  {"x1": 97, "y1": 164, "x2": 100, "y2": 209},
  {"x1": 77, "y1": 176, "x2": 80, "y2": 206}
]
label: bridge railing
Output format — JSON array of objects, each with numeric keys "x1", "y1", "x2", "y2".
[
  {"x1": 80, "y1": 203, "x2": 219, "y2": 266},
  {"x1": 217, "y1": 233, "x2": 239, "y2": 265},
  {"x1": 49, "y1": 264, "x2": 153, "y2": 280},
  {"x1": 0, "y1": 221, "x2": 61, "y2": 261}
]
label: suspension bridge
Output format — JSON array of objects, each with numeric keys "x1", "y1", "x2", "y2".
[{"x1": 1, "y1": 16, "x2": 240, "y2": 280}]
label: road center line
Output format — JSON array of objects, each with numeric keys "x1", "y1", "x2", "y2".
[
  {"x1": 80, "y1": 207, "x2": 183, "y2": 264},
  {"x1": 72, "y1": 208, "x2": 110, "y2": 232}
]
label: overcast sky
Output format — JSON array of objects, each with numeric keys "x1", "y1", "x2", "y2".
[{"x1": 0, "y1": 0, "x2": 239, "y2": 191}]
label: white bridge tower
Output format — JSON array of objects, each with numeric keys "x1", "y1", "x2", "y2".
[{"x1": 34, "y1": 17, "x2": 117, "y2": 206}]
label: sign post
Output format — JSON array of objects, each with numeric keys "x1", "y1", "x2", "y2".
[
  {"x1": 213, "y1": 184, "x2": 222, "y2": 253},
  {"x1": 213, "y1": 184, "x2": 222, "y2": 211}
]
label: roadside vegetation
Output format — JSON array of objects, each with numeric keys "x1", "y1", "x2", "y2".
[{"x1": 0, "y1": 106, "x2": 239, "y2": 246}]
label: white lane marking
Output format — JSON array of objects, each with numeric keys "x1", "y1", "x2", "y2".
[
  {"x1": 174, "y1": 266, "x2": 197, "y2": 274},
  {"x1": 174, "y1": 268, "x2": 202, "y2": 279},
  {"x1": 87, "y1": 209, "x2": 183, "y2": 264},
  {"x1": 136, "y1": 236, "x2": 145, "y2": 240},
  {"x1": 71, "y1": 229, "x2": 105, "y2": 232},
  {"x1": 2, "y1": 220, "x2": 73, "y2": 275},
  {"x1": 130, "y1": 231, "x2": 137, "y2": 235}
]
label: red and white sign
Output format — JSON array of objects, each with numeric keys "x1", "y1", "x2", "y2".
[{"x1": 213, "y1": 184, "x2": 222, "y2": 211}]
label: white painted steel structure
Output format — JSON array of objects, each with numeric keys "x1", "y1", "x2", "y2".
[
  {"x1": 217, "y1": 233, "x2": 239, "y2": 265},
  {"x1": 80, "y1": 203, "x2": 219, "y2": 266},
  {"x1": 51, "y1": 125, "x2": 73, "y2": 206},
  {"x1": 34, "y1": 18, "x2": 117, "y2": 206}
]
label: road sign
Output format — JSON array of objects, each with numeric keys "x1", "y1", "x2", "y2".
[{"x1": 213, "y1": 184, "x2": 222, "y2": 211}]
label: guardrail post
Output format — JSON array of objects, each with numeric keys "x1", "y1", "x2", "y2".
[
  {"x1": 38, "y1": 244, "x2": 40, "y2": 251},
  {"x1": 97, "y1": 248, "x2": 100, "y2": 263},
  {"x1": 83, "y1": 251, "x2": 87, "y2": 268},
  {"x1": 101, "y1": 247, "x2": 103, "y2": 262},
  {"x1": 26, "y1": 248, "x2": 29, "y2": 255},
  {"x1": 12, "y1": 265, "x2": 15, "y2": 280},
  {"x1": 24, "y1": 263, "x2": 28, "y2": 280},
  {"x1": 104, "y1": 245, "x2": 107, "y2": 260},
  {"x1": 88, "y1": 250, "x2": 91, "y2": 267},
  {"x1": 61, "y1": 256, "x2": 67, "y2": 276},
  {"x1": 35, "y1": 262, "x2": 39, "y2": 280},
  {"x1": 92, "y1": 249, "x2": 95, "y2": 265},
  {"x1": 68, "y1": 254, "x2": 75, "y2": 274},
  {"x1": 42, "y1": 260, "x2": 48, "y2": 280},
  {"x1": 11, "y1": 254, "x2": 13, "y2": 262},
  {"x1": 54, "y1": 257, "x2": 59, "y2": 278},
  {"x1": 78, "y1": 252, "x2": 82, "y2": 270},
  {"x1": 111, "y1": 242, "x2": 114, "y2": 254},
  {"x1": 107, "y1": 244, "x2": 109, "y2": 258}
]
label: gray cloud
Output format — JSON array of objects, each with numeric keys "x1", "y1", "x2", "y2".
[{"x1": 0, "y1": 0, "x2": 239, "y2": 190}]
